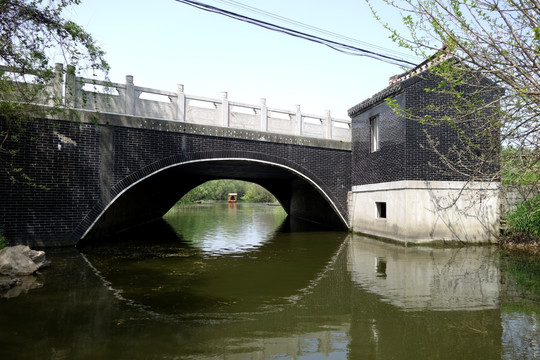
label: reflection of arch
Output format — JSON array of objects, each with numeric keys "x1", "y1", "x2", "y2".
[
  {"x1": 74, "y1": 151, "x2": 348, "y2": 243},
  {"x1": 80, "y1": 221, "x2": 349, "y2": 321}
]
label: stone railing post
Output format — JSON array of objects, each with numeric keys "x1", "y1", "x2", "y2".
[
  {"x1": 51, "y1": 63, "x2": 64, "y2": 106},
  {"x1": 176, "y1": 84, "x2": 186, "y2": 122},
  {"x1": 221, "y1": 91, "x2": 230, "y2": 127},
  {"x1": 325, "y1": 110, "x2": 332, "y2": 139},
  {"x1": 260, "y1": 98, "x2": 268, "y2": 132},
  {"x1": 125, "y1": 75, "x2": 135, "y2": 115},
  {"x1": 295, "y1": 105, "x2": 302, "y2": 136},
  {"x1": 65, "y1": 65, "x2": 79, "y2": 108}
]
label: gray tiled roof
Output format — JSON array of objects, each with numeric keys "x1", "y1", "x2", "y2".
[{"x1": 347, "y1": 75, "x2": 422, "y2": 118}]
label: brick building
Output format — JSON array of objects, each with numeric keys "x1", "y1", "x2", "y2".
[{"x1": 348, "y1": 63, "x2": 500, "y2": 244}]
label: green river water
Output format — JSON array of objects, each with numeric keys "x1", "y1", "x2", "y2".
[{"x1": 0, "y1": 202, "x2": 538, "y2": 359}]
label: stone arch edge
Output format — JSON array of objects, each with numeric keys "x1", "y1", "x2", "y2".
[{"x1": 71, "y1": 150, "x2": 348, "y2": 243}]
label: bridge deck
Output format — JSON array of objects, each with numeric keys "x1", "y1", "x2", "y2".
[{"x1": 2, "y1": 64, "x2": 351, "y2": 143}]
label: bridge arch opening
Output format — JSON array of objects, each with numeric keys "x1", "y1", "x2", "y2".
[
  {"x1": 174, "y1": 179, "x2": 279, "y2": 205},
  {"x1": 78, "y1": 158, "x2": 348, "y2": 245}
]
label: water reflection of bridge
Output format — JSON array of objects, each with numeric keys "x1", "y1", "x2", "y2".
[
  {"x1": 81, "y1": 232, "x2": 504, "y2": 359},
  {"x1": 198, "y1": 327, "x2": 350, "y2": 360},
  {"x1": 3, "y1": 232, "x2": 520, "y2": 359},
  {"x1": 202, "y1": 235, "x2": 503, "y2": 359},
  {"x1": 347, "y1": 235, "x2": 501, "y2": 311}
]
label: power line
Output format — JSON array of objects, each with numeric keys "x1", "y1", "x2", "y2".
[
  {"x1": 174, "y1": 0, "x2": 418, "y2": 67},
  {"x1": 175, "y1": 0, "x2": 416, "y2": 67},
  {"x1": 212, "y1": 0, "x2": 420, "y2": 62}
]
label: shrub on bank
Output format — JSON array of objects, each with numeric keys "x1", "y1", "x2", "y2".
[
  {"x1": 0, "y1": 229, "x2": 8, "y2": 250},
  {"x1": 241, "y1": 184, "x2": 276, "y2": 203},
  {"x1": 504, "y1": 193, "x2": 540, "y2": 244},
  {"x1": 178, "y1": 179, "x2": 276, "y2": 204}
]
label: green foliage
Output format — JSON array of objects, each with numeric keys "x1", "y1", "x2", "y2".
[
  {"x1": 241, "y1": 183, "x2": 276, "y2": 203},
  {"x1": 1, "y1": 0, "x2": 108, "y2": 186},
  {"x1": 178, "y1": 180, "x2": 276, "y2": 204},
  {"x1": 505, "y1": 194, "x2": 540, "y2": 243},
  {"x1": 369, "y1": 0, "x2": 539, "y2": 180},
  {"x1": 501, "y1": 147, "x2": 540, "y2": 186},
  {"x1": 0, "y1": 228, "x2": 8, "y2": 250},
  {"x1": 0, "y1": 0, "x2": 109, "y2": 78}
]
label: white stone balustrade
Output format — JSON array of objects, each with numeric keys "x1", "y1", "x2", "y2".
[{"x1": 1, "y1": 64, "x2": 351, "y2": 142}]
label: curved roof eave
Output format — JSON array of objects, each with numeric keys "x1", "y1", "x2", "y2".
[{"x1": 347, "y1": 75, "x2": 424, "y2": 118}]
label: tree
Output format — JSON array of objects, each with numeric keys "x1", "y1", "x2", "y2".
[
  {"x1": 367, "y1": 0, "x2": 539, "y2": 236},
  {"x1": 0, "y1": 0, "x2": 108, "y2": 183},
  {"x1": 178, "y1": 180, "x2": 277, "y2": 203}
]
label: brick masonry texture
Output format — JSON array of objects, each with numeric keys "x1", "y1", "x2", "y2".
[
  {"x1": 351, "y1": 93, "x2": 406, "y2": 185},
  {"x1": 0, "y1": 118, "x2": 351, "y2": 245},
  {"x1": 350, "y1": 72, "x2": 497, "y2": 186},
  {"x1": 0, "y1": 119, "x2": 101, "y2": 245},
  {"x1": 104, "y1": 127, "x2": 351, "y2": 218}
]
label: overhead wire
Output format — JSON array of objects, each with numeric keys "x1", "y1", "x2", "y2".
[
  {"x1": 212, "y1": 0, "x2": 420, "y2": 62},
  {"x1": 173, "y1": 0, "x2": 419, "y2": 67}
]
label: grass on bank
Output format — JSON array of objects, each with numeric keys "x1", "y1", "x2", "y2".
[
  {"x1": 500, "y1": 148, "x2": 540, "y2": 246},
  {"x1": 503, "y1": 193, "x2": 540, "y2": 246}
]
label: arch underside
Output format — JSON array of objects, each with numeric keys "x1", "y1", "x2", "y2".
[{"x1": 79, "y1": 158, "x2": 348, "y2": 243}]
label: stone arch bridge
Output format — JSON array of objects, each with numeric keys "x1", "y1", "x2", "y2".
[
  {"x1": 0, "y1": 66, "x2": 351, "y2": 246},
  {"x1": 1, "y1": 63, "x2": 500, "y2": 246}
]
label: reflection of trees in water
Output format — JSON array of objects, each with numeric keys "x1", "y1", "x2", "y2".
[
  {"x1": 499, "y1": 250, "x2": 540, "y2": 359},
  {"x1": 164, "y1": 202, "x2": 286, "y2": 253},
  {"x1": 499, "y1": 251, "x2": 540, "y2": 302}
]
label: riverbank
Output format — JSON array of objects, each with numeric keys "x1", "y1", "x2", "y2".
[
  {"x1": 500, "y1": 241, "x2": 540, "y2": 256},
  {"x1": 499, "y1": 227, "x2": 540, "y2": 255}
]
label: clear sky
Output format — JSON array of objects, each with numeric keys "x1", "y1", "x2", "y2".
[{"x1": 66, "y1": 0, "x2": 421, "y2": 119}]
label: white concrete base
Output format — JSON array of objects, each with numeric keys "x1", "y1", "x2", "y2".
[{"x1": 350, "y1": 180, "x2": 500, "y2": 244}]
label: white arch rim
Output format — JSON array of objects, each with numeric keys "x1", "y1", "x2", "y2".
[{"x1": 80, "y1": 157, "x2": 349, "y2": 240}]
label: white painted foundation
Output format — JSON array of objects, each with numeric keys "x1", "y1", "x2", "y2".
[{"x1": 350, "y1": 180, "x2": 500, "y2": 244}]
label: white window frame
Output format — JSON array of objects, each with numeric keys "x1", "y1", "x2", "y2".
[{"x1": 370, "y1": 115, "x2": 380, "y2": 152}]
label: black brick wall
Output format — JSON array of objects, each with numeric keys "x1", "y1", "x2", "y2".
[
  {"x1": 0, "y1": 119, "x2": 101, "y2": 246},
  {"x1": 0, "y1": 118, "x2": 351, "y2": 246},
  {"x1": 109, "y1": 127, "x2": 350, "y2": 204},
  {"x1": 403, "y1": 74, "x2": 501, "y2": 181},
  {"x1": 351, "y1": 72, "x2": 497, "y2": 185},
  {"x1": 403, "y1": 73, "x2": 470, "y2": 181},
  {"x1": 351, "y1": 93, "x2": 406, "y2": 185}
]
